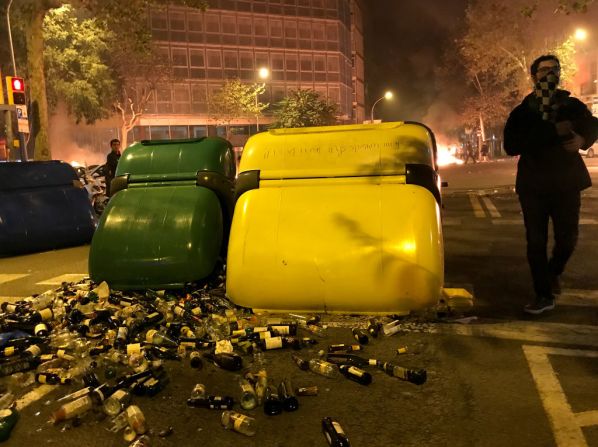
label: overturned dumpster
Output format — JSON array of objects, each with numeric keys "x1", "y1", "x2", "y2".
[
  {"x1": 227, "y1": 122, "x2": 444, "y2": 314},
  {"x1": 89, "y1": 138, "x2": 236, "y2": 290},
  {"x1": 0, "y1": 161, "x2": 96, "y2": 257}
]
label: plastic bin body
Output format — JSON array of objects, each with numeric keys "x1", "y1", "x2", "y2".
[
  {"x1": 89, "y1": 138, "x2": 235, "y2": 290},
  {"x1": 226, "y1": 122, "x2": 444, "y2": 314},
  {"x1": 0, "y1": 161, "x2": 96, "y2": 256}
]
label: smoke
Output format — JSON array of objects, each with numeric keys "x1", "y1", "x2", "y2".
[
  {"x1": 48, "y1": 103, "x2": 106, "y2": 167},
  {"x1": 423, "y1": 101, "x2": 462, "y2": 145}
]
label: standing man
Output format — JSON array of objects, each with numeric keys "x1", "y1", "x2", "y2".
[
  {"x1": 105, "y1": 138, "x2": 121, "y2": 197},
  {"x1": 504, "y1": 55, "x2": 598, "y2": 315}
]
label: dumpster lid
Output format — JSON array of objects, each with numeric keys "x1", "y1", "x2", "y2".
[
  {"x1": 239, "y1": 122, "x2": 437, "y2": 179},
  {"x1": 116, "y1": 137, "x2": 235, "y2": 180}
]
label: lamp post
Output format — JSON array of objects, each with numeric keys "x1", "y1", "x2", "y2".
[
  {"x1": 256, "y1": 67, "x2": 269, "y2": 133},
  {"x1": 370, "y1": 90, "x2": 393, "y2": 122},
  {"x1": 574, "y1": 27, "x2": 588, "y2": 42},
  {"x1": 6, "y1": 0, "x2": 17, "y2": 76}
]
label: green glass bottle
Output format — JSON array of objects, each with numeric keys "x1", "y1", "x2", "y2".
[{"x1": 0, "y1": 407, "x2": 18, "y2": 442}]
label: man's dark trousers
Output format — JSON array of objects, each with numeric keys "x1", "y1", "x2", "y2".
[{"x1": 519, "y1": 190, "x2": 580, "y2": 299}]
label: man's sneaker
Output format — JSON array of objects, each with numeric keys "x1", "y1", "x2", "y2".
[
  {"x1": 550, "y1": 274, "x2": 561, "y2": 296},
  {"x1": 524, "y1": 297, "x2": 555, "y2": 315}
]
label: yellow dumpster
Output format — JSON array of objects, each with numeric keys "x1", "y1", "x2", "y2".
[{"x1": 227, "y1": 122, "x2": 444, "y2": 314}]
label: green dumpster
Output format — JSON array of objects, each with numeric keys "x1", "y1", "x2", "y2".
[{"x1": 89, "y1": 137, "x2": 235, "y2": 290}]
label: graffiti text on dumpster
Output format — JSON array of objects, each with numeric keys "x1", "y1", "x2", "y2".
[{"x1": 262, "y1": 140, "x2": 401, "y2": 160}]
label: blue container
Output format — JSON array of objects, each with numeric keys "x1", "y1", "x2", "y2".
[{"x1": 0, "y1": 161, "x2": 97, "y2": 256}]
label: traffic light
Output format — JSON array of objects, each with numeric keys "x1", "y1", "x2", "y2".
[{"x1": 6, "y1": 76, "x2": 26, "y2": 105}]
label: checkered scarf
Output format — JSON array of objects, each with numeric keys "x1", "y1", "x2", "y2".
[{"x1": 534, "y1": 73, "x2": 560, "y2": 122}]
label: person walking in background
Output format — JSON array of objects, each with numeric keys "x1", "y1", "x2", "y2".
[
  {"x1": 480, "y1": 141, "x2": 489, "y2": 162},
  {"x1": 464, "y1": 141, "x2": 477, "y2": 164},
  {"x1": 504, "y1": 54, "x2": 598, "y2": 315},
  {"x1": 105, "y1": 138, "x2": 121, "y2": 197}
]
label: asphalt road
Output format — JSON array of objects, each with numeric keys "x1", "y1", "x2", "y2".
[{"x1": 1, "y1": 156, "x2": 598, "y2": 446}]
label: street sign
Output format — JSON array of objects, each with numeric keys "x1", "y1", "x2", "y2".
[{"x1": 15, "y1": 104, "x2": 29, "y2": 134}]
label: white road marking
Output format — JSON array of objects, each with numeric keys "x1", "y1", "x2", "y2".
[
  {"x1": 0, "y1": 296, "x2": 27, "y2": 303},
  {"x1": 523, "y1": 345, "x2": 598, "y2": 447},
  {"x1": 15, "y1": 384, "x2": 58, "y2": 411},
  {"x1": 441, "y1": 320, "x2": 598, "y2": 348},
  {"x1": 442, "y1": 218, "x2": 462, "y2": 226},
  {"x1": 0, "y1": 273, "x2": 29, "y2": 285},
  {"x1": 575, "y1": 410, "x2": 598, "y2": 427},
  {"x1": 36, "y1": 273, "x2": 87, "y2": 286},
  {"x1": 492, "y1": 218, "x2": 598, "y2": 225},
  {"x1": 481, "y1": 196, "x2": 501, "y2": 218},
  {"x1": 558, "y1": 289, "x2": 598, "y2": 307},
  {"x1": 468, "y1": 193, "x2": 486, "y2": 218}
]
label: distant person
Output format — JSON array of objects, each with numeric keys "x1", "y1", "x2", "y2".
[
  {"x1": 464, "y1": 142, "x2": 477, "y2": 164},
  {"x1": 504, "y1": 54, "x2": 598, "y2": 315},
  {"x1": 105, "y1": 138, "x2": 121, "y2": 197},
  {"x1": 480, "y1": 142, "x2": 489, "y2": 162}
]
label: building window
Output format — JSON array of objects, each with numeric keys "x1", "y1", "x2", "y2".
[
  {"x1": 255, "y1": 52, "x2": 269, "y2": 70},
  {"x1": 312, "y1": 23, "x2": 325, "y2": 50},
  {"x1": 272, "y1": 85, "x2": 286, "y2": 102},
  {"x1": 253, "y1": 0, "x2": 267, "y2": 13},
  {"x1": 254, "y1": 18, "x2": 268, "y2": 46},
  {"x1": 328, "y1": 86, "x2": 340, "y2": 105},
  {"x1": 171, "y1": 48, "x2": 189, "y2": 78},
  {"x1": 151, "y1": 11, "x2": 168, "y2": 40},
  {"x1": 207, "y1": 50, "x2": 222, "y2": 68},
  {"x1": 156, "y1": 88, "x2": 172, "y2": 114},
  {"x1": 222, "y1": 15, "x2": 236, "y2": 32},
  {"x1": 239, "y1": 51, "x2": 254, "y2": 70},
  {"x1": 238, "y1": 16, "x2": 252, "y2": 35},
  {"x1": 269, "y1": 19, "x2": 283, "y2": 48},
  {"x1": 150, "y1": 126, "x2": 170, "y2": 139},
  {"x1": 191, "y1": 84, "x2": 208, "y2": 113},
  {"x1": 205, "y1": 13, "x2": 220, "y2": 33},
  {"x1": 271, "y1": 52, "x2": 284, "y2": 81},
  {"x1": 300, "y1": 54, "x2": 312, "y2": 72},
  {"x1": 223, "y1": 51, "x2": 238, "y2": 68},
  {"x1": 237, "y1": 0, "x2": 251, "y2": 12},
  {"x1": 171, "y1": 126, "x2": 189, "y2": 138},
  {"x1": 285, "y1": 53, "x2": 298, "y2": 71}
]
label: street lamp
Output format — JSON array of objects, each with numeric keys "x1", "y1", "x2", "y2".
[
  {"x1": 574, "y1": 27, "x2": 588, "y2": 42},
  {"x1": 6, "y1": 0, "x2": 17, "y2": 76},
  {"x1": 256, "y1": 67, "x2": 269, "y2": 132},
  {"x1": 370, "y1": 90, "x2": 393, "y2": 122}
]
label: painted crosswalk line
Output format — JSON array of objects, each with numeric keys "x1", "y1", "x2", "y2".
[
  {"x1": 0, "y1": 273, "x2": 29, "y2": 285},
  {"x1": 558, "y1": 289, "x2": 598, "y2": 307},
  {"x1": 468, "y1": 193, "x2": 486, "y2": 218},
  {"x1": 15, "y1": 384, "x2": 58, "y2": 411},
  {"x1": 36, "y1": 273, "x2": 87, "y2": 286},
  {"x1": 481, "y1": 196, "x2": 501, "y2": 218},
  {"x1": 523, "y1": 345, "x2": 598, "y2": 447}
]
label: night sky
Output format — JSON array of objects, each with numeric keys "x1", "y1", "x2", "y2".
[{"x1": 364, "y1": 0, "x2": 469, "y2": 130}]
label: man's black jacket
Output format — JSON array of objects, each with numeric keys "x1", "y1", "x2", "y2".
[
  {"x1": 106, "y1": 150, "x2": 121, "y2": 180},
  {"x1": 503, "y1": 90, "x2": 598, "y2": 194}
]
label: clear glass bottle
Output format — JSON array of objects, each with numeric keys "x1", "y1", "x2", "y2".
[
  {"x1": 190, "y1": 383, "x2": 206, "y2": 400},
  {"x1": 125, "y1": 405, "x2": 146, "y2": 434},
  {"x1": 51, "y1": 395, "x2": 94, "y2": 424},
  {"x1": 103, "y1": 389, "x2": 131, "y2": 416},
  {"x1": 238, "y1": 377, "x2": 257, "y2": 410},
  {"x1": 308, "y1": 359, "x2": 337, "y2": 378},
  {"x1": 221, "y1": 410, "x2": 256, "y2": 436}
]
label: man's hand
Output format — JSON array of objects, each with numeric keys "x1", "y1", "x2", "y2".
[{"x1": 562, "y1": 131, "x2": 585, "y2": 153}]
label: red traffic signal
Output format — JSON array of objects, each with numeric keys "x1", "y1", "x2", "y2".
[
  {"x1": 11, "y1": 77, "x2": 24, "y2": 92},
  {"x1": 6, "y1": 76, "x2": 26, "y2": 105}
]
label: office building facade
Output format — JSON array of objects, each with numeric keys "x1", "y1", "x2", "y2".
[{"x1": 129, "y1": 0, "x2": 365, "y2": 144}]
